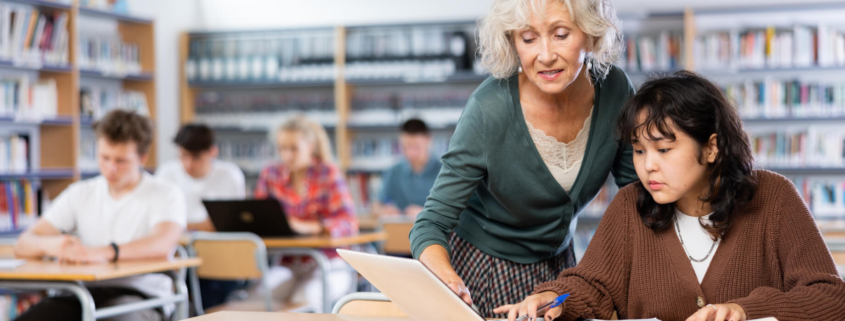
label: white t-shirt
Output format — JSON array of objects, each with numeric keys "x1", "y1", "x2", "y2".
[
  {"x1": 43, "y1": 172, "x2": 187, "y2": 309},
  {"x1": 674, "y1": 210, "x2": 720, "y2": 284},
  {"x1": 156, "y1": 160, "x2": 245, "y2": 224}
]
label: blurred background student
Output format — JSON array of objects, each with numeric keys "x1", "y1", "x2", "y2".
[
  {"x1": 156, "y1": 123, "x2": 246, "y2": 310},
  {"x1": 254, "y1": 115, "x2": 359, "y2": 312},
  {"x1": 374, "y1": 119, "x2": 442, "y2": 219}
]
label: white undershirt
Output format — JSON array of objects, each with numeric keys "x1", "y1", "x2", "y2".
[
  {"x1": 674, "y1": 209, "x2": 720, "y2": 284},
  {"x1": 523, "y1": 108, "x2": 592, "y2": 193},
  {"x1": 156, "y1": 160, "x2": 246, "y2": 224},
  {"x1": 43, "y1": 173, "x2": 187, "y2": 315}
]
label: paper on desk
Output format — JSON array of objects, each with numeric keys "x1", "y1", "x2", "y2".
[
  {"x1": 586, "y1": 317, "x2": 777, "y2": 321},
  {"x1": 0, "y1": 259, "x2": 25, "y2": 269}
]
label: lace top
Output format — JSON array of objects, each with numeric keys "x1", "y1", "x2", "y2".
[{"x1": 523, "y1": 108, "x2": 592, "y2": 193}]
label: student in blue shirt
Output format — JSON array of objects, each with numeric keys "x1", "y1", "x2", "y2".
[{"x1": 375, "y1": 119, "x2": 442, "y2": 218}]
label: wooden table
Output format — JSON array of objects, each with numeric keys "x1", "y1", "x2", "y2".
[
  {"x1": 188, "y1": 311, "x2": 409, "y2": 321},
  {"x1": 261, "y1": 232, "x2": 387, "y2": 248},
  {"x1": 0, "y1": 258, "x2": 201, "y2": 321},
  {"x1": 183, "y1": 232, "x2": 387, "y2": 313}
]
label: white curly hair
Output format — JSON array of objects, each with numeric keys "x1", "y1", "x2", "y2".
[{"x1": 477, "y1": 0, "x2": 623, "y2": 80}]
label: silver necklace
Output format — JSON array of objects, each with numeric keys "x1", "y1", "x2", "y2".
[{"x1": 675, "y1": 219, "x2": 718, "y2": 263}]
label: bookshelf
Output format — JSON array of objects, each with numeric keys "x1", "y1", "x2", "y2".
[
  {"x1": 179, "y1": 4, "x2": 845, "y2": 257},
  {"x1": 0, "y1": 0, "x2": 157, "y2": 235}
]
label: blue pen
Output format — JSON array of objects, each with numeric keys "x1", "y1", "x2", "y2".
[{"x1": 514, "y1": 293, "x2": 569, "y2": 321}]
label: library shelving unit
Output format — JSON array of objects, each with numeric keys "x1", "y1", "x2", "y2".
[
  {"x1": 179, "y1": 4, "x2": 845, "y2": 255},
  {"x1": 0, "y1": 0, "x2": 156, "y2": 235}
]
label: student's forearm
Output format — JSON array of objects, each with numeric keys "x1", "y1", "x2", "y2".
[
  {"x1": 117, "y1": 234, "x2": 180, "y2": 260},
  {"x1": 115, "y1": 223, "x2": 183, "y2": 261},
  {"x1": 14, "y1": 232, "x2": 68, "y2": 258}
]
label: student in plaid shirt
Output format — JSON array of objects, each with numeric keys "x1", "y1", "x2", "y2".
[{"x1": 252, "y1": 115, "x2": 358, "y2": 312}]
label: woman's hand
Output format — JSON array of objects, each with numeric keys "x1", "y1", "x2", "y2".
[
  {"x1": 419, "y1": 245, "x2": 473, "y2": 305},
  {"x1": 686, "y1": 303, "x2": 746, "y2": 321},
  {"x1": 494, "y1": 291, "x2": 562, "y2": 321}
]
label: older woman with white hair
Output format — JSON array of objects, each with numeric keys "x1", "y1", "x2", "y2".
[{"x1": 409, "y1": 0, "x2": 637, "y2": 317}]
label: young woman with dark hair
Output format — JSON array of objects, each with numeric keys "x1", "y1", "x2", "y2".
[{"x1": 495, "y1": 71, "x2": 845, "y2": 321}]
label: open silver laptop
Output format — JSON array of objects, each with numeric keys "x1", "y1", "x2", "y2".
[{"x1": 338, "y1": 249, "x2": 487, "y2": 321}]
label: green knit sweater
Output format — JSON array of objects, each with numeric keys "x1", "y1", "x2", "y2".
[{"x1": 410, "y1": 66, "x2": 638, "y2": 264}]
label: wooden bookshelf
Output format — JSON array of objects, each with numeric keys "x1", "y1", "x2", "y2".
[
  {"x1": 0, "y1": 0, "x2": 157, "y2": 213},
  {"x1": 178, "y1": 5, "x2": 845, "y2": 235}
]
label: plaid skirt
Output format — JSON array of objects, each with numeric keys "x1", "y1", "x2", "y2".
[{"x1": 449, "y1": 233, "x2": 577, "y2": 319}]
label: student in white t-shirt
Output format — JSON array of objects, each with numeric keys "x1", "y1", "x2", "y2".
[
  {"x1": 14, "y1": 110, "x2": 186, "y2": 321},
  {"x1": 156, "y1": 124, "x2": 245, "y2": 232},
  {"x1": 156, "y1": 123, "x2": 246, "y2": 310}
]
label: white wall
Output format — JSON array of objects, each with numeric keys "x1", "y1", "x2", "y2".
[
  {"x1": 136, "y1": 0, "x2": 843, "y2": 164},
  {"x1": 125, "y1": 0, "x2": 202, "y2": 164}
]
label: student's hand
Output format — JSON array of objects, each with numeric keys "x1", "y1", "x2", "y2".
[
  {"x1": 377, "y1": 204, "x2": 401, "y2": 216},
  {"x1": 686, "y1": 303, "x2": 746, "y2": 321},
  {"x1": 404, "y1": 205, "x2": 424, "y2": 218},
  {"x1": 58, "y1": 243, "x2": 110, "y2": 264},
  {"x1": 494, "y1": 291, "x2": 562, "y2": 321},
  {"x1": 47, "y1": 235, "x2": 81, "y2": 258},
  {"x1": 289, "y1": 218, "x2": 323, "y2": 235}
]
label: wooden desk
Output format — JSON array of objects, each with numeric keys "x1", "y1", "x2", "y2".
[
  {"x1": 0, "y1": 258, "x2": 201, "y2": 321},
  {"x1": 262, "y1": 232, "x2": 387, "y2": 248},
  {"x1": 188, "y1": 311, "x2": 409, "y2": 321},
  {"x1": 0, "y1": 258, "x2": 201, "y2": 281},
  {"x1": 181, "y1": 232, "x2": 387, "y2": 248}
]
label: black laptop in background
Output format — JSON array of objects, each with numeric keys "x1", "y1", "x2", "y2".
[{"x1": 203, "y1": 199, "x2": 297, "y2": 237}]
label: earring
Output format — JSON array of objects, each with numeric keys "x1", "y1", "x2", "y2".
[{"x1": 518, "y1": 65, "x2": 523, "y2": 73}]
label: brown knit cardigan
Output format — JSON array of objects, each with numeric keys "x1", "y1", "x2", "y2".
[{"x1": 533, "y1": 170, "x2": 845, "y2": 321}]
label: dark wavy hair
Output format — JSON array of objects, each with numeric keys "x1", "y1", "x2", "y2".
[{"x1": 615, "y1": 71, "x2": 757, "y2": 240}]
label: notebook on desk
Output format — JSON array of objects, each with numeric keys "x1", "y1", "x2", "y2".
[{"x1": 0, "y1": 259, "x2": 25, "y2": 269}]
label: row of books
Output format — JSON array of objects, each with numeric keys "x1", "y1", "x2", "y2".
[
  {"x1": 195, "y1": 111, "x2": 337, "y2": 133},
  {"x1": 791, "y1": 176, "x2": 845, "y2": 219},
  {"x1": 344, "y1": 59, "x2": 477, "y2": 82},
  {"x1": 78, "y1": 36, "x2": 141, "y2": 76},
  {"x1": 0, "y1": 134, "x2": 28, "y2": 174},
  {"x1": 346, "y1": 172, "x2": 383, "y2": 215},
  {"x1": 693, "y1": 24, "x2": 844, "y2": 70},
  {"x1": 0, "y1": 3, "x2": 70, "y2": 67},
  {"x1": 0, "y1": 293, "x2": 42, "y2": 321},
  {"x1": 618, "y1": 32, "x2": 684, "y2": 73},
  {"x1": 0, "y1": 76, "x2": 57, "y2": 121},
  {"x1": 0, "y1": 179, "x2": 38, "y2": 233},
  {"x1": 194, "y1": 91, "x2": 335, "y2": 115},
  {"x1": 79, "y1": 0, "x2": 129, "y2": 14},
  {"x1": 748, "y1": 127, "x2": 845, "y2": 168},
  {"x1": 346, "y1": 26, "x2": 473, "y2": 61},
  {"x1": 79, "y1": 87, "x2": 149, "y2": 120},
  {"x1": 352, "y1": 88, "x2": 474, "y2": 111},
  {"x1": 186, "y1": 31, "x2": 335, "y2": 82},
  {"x1": 723, "y1": 79, "x2": 845, "y2": 119},
  {"x1": 216, "y1": 138, "x2": 275, "y2": 175}
]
